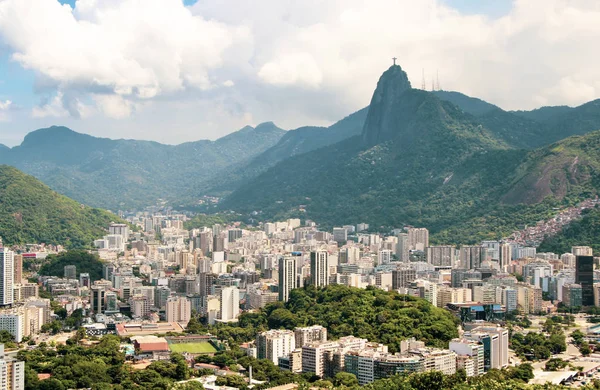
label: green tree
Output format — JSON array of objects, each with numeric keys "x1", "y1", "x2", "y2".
[
  {"x1": 333, "y1": 372, "x2": 359, "y2": 388},
  {"x1": 215, "y1": 375, "x2": 247, "y2": 390},
  {"x1": 0, "y1": 330, "x2": 14, "y2": 344},
  {"x1": 39, "y1": 250, "x2": 105, "y2": 280},
  {"x1": 175, "y1": 382, "x2": 205, "y2": 390},
  {"x1": 171, "y1": 352, "x2": 191, "y2": 380},
  {"x1": 580, "y1": 341, "x2": 592, "y2": 356},
  {"x1": 38, "y1": 378, "x2": 66, "y2": 390},
  {"x1": 545, "y1": 358, "x2": 568, "y2": 371},
  {"x1": 572, "y1": 329, "x2": 585, "y2": 346}
]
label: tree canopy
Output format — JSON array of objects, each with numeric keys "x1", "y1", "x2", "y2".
[{"x1": 38, "y1": 250, "x2": 105, "y2": 281}]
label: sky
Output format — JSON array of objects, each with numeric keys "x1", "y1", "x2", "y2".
[{"x1": 0, "y1": 0, "x2": 599, "y2": 146}]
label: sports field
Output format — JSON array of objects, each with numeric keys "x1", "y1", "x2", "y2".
[{"x1": 168, "y1": 342, "x2": 217, "y2": 354}]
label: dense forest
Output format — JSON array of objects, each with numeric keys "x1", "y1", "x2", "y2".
[
  {"x1": 0, "y1": 165, "x2": 118, "y2": 247},
  {"x1": 38, "y1": 250, "x2": 105, "y2": 281}
]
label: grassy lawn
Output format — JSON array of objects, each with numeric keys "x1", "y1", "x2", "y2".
[{"x1": 168, "y1": 342, "x2": 217, "y2": 354}]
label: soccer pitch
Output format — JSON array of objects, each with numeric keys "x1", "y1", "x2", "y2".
[{"x1": 168, "y1": 342, "x2": 217, "y2": 354}]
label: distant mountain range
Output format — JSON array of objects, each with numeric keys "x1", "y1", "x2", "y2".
[
  {"x1": 0, "y1": 123, "x2": 286, "y2": 209},
  {"x1": 0, "y1": 165, "x2": 120, "y2": 247},
  {"x1": 3, "y1": 64, "x2": 600, "y2": 244}
]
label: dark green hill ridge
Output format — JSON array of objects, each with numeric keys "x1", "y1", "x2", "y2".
[{"x1": 0, "y1": 165, "x2": 119, "y2": 247}]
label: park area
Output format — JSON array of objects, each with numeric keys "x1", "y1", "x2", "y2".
[{"x1": 168, "y1": 341, "x2": 218, "y2": 354}]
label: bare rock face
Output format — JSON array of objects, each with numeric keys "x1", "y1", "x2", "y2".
[{"x1": 361, "y1": 65, "x2": 412, "y2": 146}]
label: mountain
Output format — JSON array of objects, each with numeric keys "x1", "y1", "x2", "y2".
[
  {"x1": 432, "y1": 91, "x2": 549, "y2": 149},
  {"x1": 260, "y1": 107, "x2": 368, "y2": 164},
  {"x1": 512, "y1": 105, "x2": 574, "y2": 122},
  {"x1": 0, "y1": 165, "x2": 120, "y2": 247},
  {"x1": 221, "y1": 65, "x2": 600, "y2": 244},
  {"x1": 221, "y1": 65, "x2": 514, "y2": 240},
  {"x1": 0, "y1": 123, "x2": 285, "y2": 210},
  {"x1": 432, "y1": 90, "x2": 499, "y2": 116},
  {"x1": 191, "y1": 108, "x2": 369, "y2": 198},
  {"x1": 476, "y1": 108, "x2": 547, "y2": 149},
  {"x1": 433, "y1": 92, "x2": 600, "y2": 149}
]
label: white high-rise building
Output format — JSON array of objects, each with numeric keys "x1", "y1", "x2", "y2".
[
  {"x1": 426, "y1": 246, "x2": 455, "y2": 267},
  {"x1": 346, "y1": 246, "x2": 361, "y2": 264},
  {"x1": 279, "y1": 256, "x2": 297, "y2": 302},
  {"x1": 572, "y1": 246, "x2": 593, "y2": 256},
  {"x1": 98, "y1": 234, "x2": 125, "y2": 252},
  {"x1": 449, "y1": 339, "x2": 484, "y2": 376},
  {"x1": 310, "y1": 251, "x2": 329, "y2": 287},
  {"x1": 378, "y1": 250, "x2": 392, "y2": 265},
  {"x1": 466, "y1": 327, "x2": 509, "y2": 370},
  {"x1": 0, "y1": 344, "x2": 25, "y2": 390},
  {"x1": 499, "y1": 243, "x2": 512, "y2": 270},
  {"x1": 219, "y1": 286, "x2": 239, "y2": 322},
  {"x1": 0, "y1": 249, "x2": 14, "y2": 307},
  {"x1": 407, "y1": 228, "x2": 429, "y2": 251},
  {"x1": 294, "y1": 325, "x2": 328, "y2": 347},
  {"x1": 109, "y1": 223, "x2": 130, "y2": 241},
  {"x1": 517, "y1": 247, "x2": 536, "y2": 259},
  {"x1": 561, "y1": 253, "x2": 576, "y2": 268},
  {"x1": 256, "y1": 330, "x2": 296, "y2": 365},
  {"x1": 166, "y1": 296, "x2": 191, "y2": 324},
  {"x1": 0, "y1": 314, "x2": 23, "y2": 343},
  {"x1": 301, "y1": 341, "x2": 340, "y2": 377}
]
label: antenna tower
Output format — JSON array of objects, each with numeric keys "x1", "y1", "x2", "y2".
[
  {"x1": 421, "y1": 68, "x2": 426, "y2": 90},
  {"x1": 436, "y1": 70, "x2": 440, "y2": 91}
]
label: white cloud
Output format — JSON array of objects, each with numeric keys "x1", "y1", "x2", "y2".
[
  {"x1": 0, "y1": 0, "x2": 248, "y2": 119},
  {"x1": 32, "y1": 93, "x2": 68, "y2": 118},
  {"x1": 258, "y1": 52, "x2": 323, "y2": 88},
  {"x1": 1, "y1": 0, "x2": 600, "y2": 144},
  {"x1": 0, "y1": 100, "x2": 12, "y2": 121},
  {"x1": 93, "y1": 94, "x2": 137, "y2": 119},
  {"x1": 192, "y1": 0, "x2": 600, "y2": 112},
  {"x1": 32, "y1": 92, "x2": 92, "y2": 118}
]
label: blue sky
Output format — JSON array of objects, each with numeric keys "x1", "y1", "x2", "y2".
[
  {"x1": 442, "y1": 0, "x2": 513, "y2": 18},
  {"x1": 0, "y1": 0, "x2": 597, "y2": 147}
]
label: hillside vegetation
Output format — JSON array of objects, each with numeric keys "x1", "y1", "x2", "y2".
[
  {"x1": 0, "y1": 123, "x2": 285, "y2": 210},
  {"x1": 39, "y1": 250, "x2": 105, "y2": 280},
  {"x1": 213, "y1": 285, "x2": 459, "y2": 352},
  {"x1": 0, "y1": 165, "x2": 118, "y2": 247},
  {"x1": 538, "y1": 205, "x2": 600, "y2": 255}
]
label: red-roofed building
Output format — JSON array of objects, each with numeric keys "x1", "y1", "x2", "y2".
[{"x1": 132, "y1": 336, "x2": 170, "y2": 354}]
